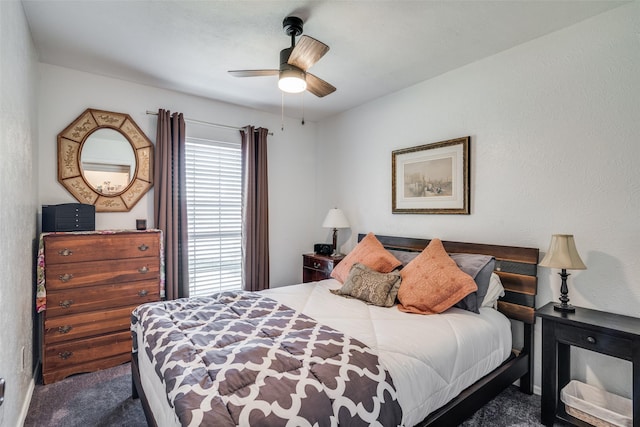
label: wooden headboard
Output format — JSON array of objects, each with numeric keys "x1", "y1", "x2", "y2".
[{"x1": 357, "y1": 234, "x2": 539, "y2": 324}]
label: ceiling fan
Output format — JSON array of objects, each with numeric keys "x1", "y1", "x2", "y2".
[{"x1": 228, "y1": 16, "x2": 336, "y2": 97}]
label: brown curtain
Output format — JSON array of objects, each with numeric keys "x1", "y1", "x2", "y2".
[
  {"x1": 154, "y1": 109, "x2": 189, "y2": 300},
  {"x1": 240, "y1": 126, "x2": 270, "y2": 291}
]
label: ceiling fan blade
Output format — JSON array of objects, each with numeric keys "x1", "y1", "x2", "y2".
[
  {"x1": 288, "y1": 35, "x2": 329, "y2": 71},
  {"x1": 306, "y1": 73, "x2": 336, "y2": 97},
  {"x1": 228, "y1": 69, "x2": 278, "y2": 77}
]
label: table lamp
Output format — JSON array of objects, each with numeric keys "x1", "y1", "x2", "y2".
[
  {"x1": 322, "y1": 208, "x2": 350, "y2": 256},
  {"x1": 539, "y1": 234, "x2": 586, "y2": 312}
]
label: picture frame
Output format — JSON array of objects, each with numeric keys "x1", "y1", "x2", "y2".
[{"x1": 392, "y1": 136, "x2": 470, "y2": 214}]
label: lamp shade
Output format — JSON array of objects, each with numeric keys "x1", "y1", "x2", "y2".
[
  {"x1": 539, "y1": 234, "x2": 586, "y2": 270},
  {"x1": 322, "y1": 208, "x2": 350, "y2": 229}
]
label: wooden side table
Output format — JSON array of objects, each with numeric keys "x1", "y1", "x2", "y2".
[
  {"x1": 302, "y1": 253, "x2": 344, "y2": 283},
  {"x1": 536, "y1": 302, "x2": 640, "y2": 426}
]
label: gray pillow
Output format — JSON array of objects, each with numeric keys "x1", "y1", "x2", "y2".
[
  {"x1": 330, "y1": 263, "x2": 402, "y2": 307},
  {"x1": 387, "y1": 249, "x2": 419, "y2": 268},
  {"x1": 450, "y1": 254, "x2": 496, "y2": 313}
]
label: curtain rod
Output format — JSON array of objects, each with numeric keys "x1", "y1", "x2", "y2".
[{"x1": 145, "y1": 110, "x2": 273, "y2": 135}]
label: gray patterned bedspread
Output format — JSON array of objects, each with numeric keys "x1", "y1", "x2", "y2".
[{"x1": 131, "y1": 291, "x2": 403, "y2": 426}]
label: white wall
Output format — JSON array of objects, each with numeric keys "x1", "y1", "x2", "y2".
[
  {"x1": 38, "y1": 64, "x2": 318, "y2": 288},
  {"x1": 0, "y1": 1, "x2": 39, "y2": 425},
  {"x1": 316, "y1": 3, "x2": 640, "y2": 398}
]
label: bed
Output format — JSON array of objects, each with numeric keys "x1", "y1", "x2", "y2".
[{"x1": 131, "y1": 234, "x2": 539, "y2": 426}]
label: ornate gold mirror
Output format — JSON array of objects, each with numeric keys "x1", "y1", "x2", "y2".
[{"x1": 57, "y1": 108, "x2": 153, "y2": 212}]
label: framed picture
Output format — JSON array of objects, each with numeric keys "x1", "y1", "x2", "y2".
[{"x1": 392, "y1": 136, "x2": 470, "y2": 214}]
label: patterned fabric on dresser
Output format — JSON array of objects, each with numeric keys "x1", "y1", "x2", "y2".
[{"x1": 132, "y1": 291, "x2": 403, "y2": 427}]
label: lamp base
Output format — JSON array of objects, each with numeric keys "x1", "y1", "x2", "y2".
[
  {"x1": 553, "y1": 302, "x2": 575, "y2": 313},
  {"x1": 331, "y1": 228, "x2": 339, "y2": 257},
  {"x1": 554, "y1": 269, "x2": 575, "y2": 313}
]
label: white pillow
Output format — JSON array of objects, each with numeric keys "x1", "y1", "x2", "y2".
[{"x1": 481, "y1": 273, "x2": 505, "y2": 309}]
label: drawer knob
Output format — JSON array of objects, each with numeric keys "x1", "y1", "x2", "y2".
[
  {"x1": 58, "y1": 248, "x2": 73, "y2": 256},
  {"x1": 138, "y1": 244, "x2": 149, "y2": 251},
  {"x1": 58, "y1": 325, "x2": 73, "y2": 334},
  {"x1": 58, "y1": 273, "x2": 74, "y2": 282},
  {"x1": 58, "y1": 351, "x2": 73, "y2": 360},
  {"x1": 138, "y1": 266, "x2": 149, "y2": 274},
  {"x1": 313, "y1": 262, "x2": 321, "y2": 269},
  {"x1": 586, "y1": 336, "x2": 596, "y2": 344},
  {"x1": 138, "y1": 289, "x2": 149, "y2": 297},
  {"x1": 59, "y1": 299, "x2": 74, "y2": 309}
]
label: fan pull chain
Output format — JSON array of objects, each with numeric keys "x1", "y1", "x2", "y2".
[
  {"x1": 281, "y1": 92, "x2": 284, "y2": 131},
  {"x1": 301, "y1": 92, "x2": 305, "y2": 126}
]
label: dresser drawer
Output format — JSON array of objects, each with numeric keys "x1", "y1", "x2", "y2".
[
  {"x1": 302, "y1": 254, "x2": 344, "y2": 283},
  {"x1": 42, "y1": 353, "x2": 132, "y2": 385},
  {"x1": 44, "y1": 232, "x2": 160, "y2": 264},
  {"x1": 303, "y1": 268, "x2": 331, "y2": 283},
  {"x1": 44, "y1": 305, "x2": 140, "y2": 344},
  {"x1": 45, "y1": 257, "x2": 159, "y2": 291},
  {"x1": 45, "y1": 280, "x2": 160, "y2": 317},
  {"x1": 555, "y1": 323, "x2": 633, "y2": 360},
  {"x1": 43, "y1": 330, "x2": 131, "y2": 371},
  {"x1": 303, "y1": 256, "x2": 333, "y2": 274}
]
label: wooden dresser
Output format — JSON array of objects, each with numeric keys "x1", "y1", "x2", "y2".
[{"x1": 41, "y1": 230, "x2": 161, "y2": 384}]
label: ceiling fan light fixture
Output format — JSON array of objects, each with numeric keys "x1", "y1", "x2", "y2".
[
  {"x1": 278, "y1": 68, "x2": 307, "y2": 93},
  {"x1": 229, "y1": 16, "x2": 334, "y2": 97}
]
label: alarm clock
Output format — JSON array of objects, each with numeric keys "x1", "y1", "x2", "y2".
[{"x1": 314, "y1": 243, "x2": 333, "y2": 256}]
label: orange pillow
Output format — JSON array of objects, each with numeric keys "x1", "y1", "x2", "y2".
[
  {"x1": 330, "y1": 233, "x2": 402, "y2": 283},
  {"x1": 398, "y1": 238, "x2": 477, "y2": 314}
]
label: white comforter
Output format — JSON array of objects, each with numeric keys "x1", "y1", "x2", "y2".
[{"x1": 262, "y1": 279, "x2": 512, "y2": 427}]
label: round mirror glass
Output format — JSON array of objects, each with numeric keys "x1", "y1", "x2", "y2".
[{"x1": 80, "y1": 128, "x2": 136, "y2": 196}]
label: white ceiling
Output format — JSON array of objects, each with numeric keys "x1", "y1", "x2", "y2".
[{"x1": 22, "y1": 0, "x2": 627, "y2": 122}]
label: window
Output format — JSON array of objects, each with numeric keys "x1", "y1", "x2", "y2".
[{"x1": 185, "y1": 136, "x2": 242, "y2": 296}]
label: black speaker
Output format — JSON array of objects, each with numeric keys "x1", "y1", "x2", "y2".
[{"x1": 314, "y1": 243, "x2": 333, "y2": 256}]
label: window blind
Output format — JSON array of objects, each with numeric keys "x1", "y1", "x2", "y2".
[{"x1": 185, "y1": 137, "x2": 242, "y2": 296}]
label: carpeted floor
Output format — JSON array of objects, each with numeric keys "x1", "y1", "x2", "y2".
[
  {"x1": 24, "y1": 363, "x2": 563, "y2": 426},
  {"x1": 24, "y1": 364, "x2": 144, "y2": 427}
]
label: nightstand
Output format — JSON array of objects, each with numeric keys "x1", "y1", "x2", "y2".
[
  {"x1": 302, "y1": 253, "x2": 344, "y2": 283},
  {"x1": 536, "y1": 302, "x2": 640, "y2": 426}
]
